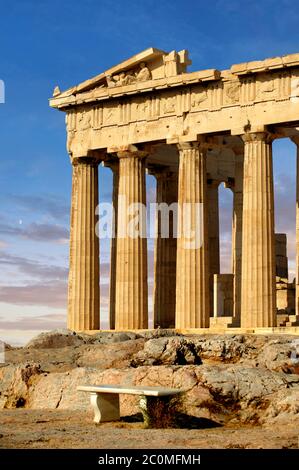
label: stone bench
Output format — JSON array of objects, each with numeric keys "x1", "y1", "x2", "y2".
[{"x1": 77, "y1": 384, "x2": 182, "y2": 428}]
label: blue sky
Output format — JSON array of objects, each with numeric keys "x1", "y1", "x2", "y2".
[{"x1": 0, "y1": 0, "x2": 298, "y2": 344}]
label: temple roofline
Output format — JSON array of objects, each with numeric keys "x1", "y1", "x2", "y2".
[{"x1": 49, "y1": 49, "x2": 299, "y2": 111}]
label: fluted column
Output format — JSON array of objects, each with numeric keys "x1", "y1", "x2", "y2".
[
  {"x1": 231, "y1": 155, "x2": 244, "y2": 324},
  {"x1": 68, "y1": 157, "x2": 100, "y2": 331},
  {"x1": 241, "y1": 132, "x2": 276, "y2": 328},
  {"x1": 152, "y1": 167, "x2": 178, "y2": 328},
  {"x1": 103, "y1": 160, "x2": 119, "y2": 330},
  {"x1": 115, "y1": 149, "x2": 148, "y2": 330},
  {"x1": 207, "y1": 179, "x2": 220, "y2": 316},
  {"x1": 292, "y1": 137, "x2": 299, "y2": 317},
  {"x1": 175, "y1": 141, "x2": 210, "y2": 329}
]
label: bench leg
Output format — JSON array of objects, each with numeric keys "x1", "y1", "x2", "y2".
[
  {"x1": 90, "y1": 393, "x2": 120, "y2": 424},
  {"x1": 139, "y1": 396, "x2": 174, "y2": 428}
]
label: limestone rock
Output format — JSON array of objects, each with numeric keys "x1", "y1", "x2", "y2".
[
  {"x1": 26, "y1": 365, "x2": 213, "y2": 420},
  {"x1": 75, "y1": 339, "x2": 146, "y2": 369},
  {"x1": 11, "y1": 332, "x2": 299, "y2": 373},
  {"x1": 197, "y1": 364, "x2": 299, "y2": 406},
  {"x1": 261, "y1": 388, "x2": 299, "y2": 424},
  {"x1": 3, "y1": 332, "x2": 299, "y2": 427},
  {"x1": 254, "y1": 337, "x2": 299, "y2": 373},
  {"x1": 192, "y1": 335, "x2": 250, "y2": 362},
  {"x1": 25, "y1": 330, "x2": 143, "y2": 350},
  {"x1": 5, "y1": 363, "x2": 297, "y2": 425},
  {"x1": 138, "y1": 329, "x2": 179, "y2": 339},
  {"x1": 2, "y1": 359, "x2": 299, "y2": 426},
  {"x1": 187, "y1": 334, "x2": 299, "y2": 372},
  {"x1": 131, "y1": 337, "x2": 202, "y2": 366},
  {"x1": 0, "y1": 363, "x2": 42, "y2": 408},
  {"x1": 25, "y1": 330, "x2": 85, "y2": 349},
  {"x1": 6, "y1": 338, "x2": 146, "y2": 373},
  {"x1": 90, "y1": 331, "x2": 140, "y2": 344}
]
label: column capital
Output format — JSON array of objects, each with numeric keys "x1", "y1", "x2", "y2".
[
  {"x1": 177, "y1": 141, "x2": 200, "y2": 151},
  {"x1": 70, "y1": 148, "x2": 106, "y2": 166},
  {"x1": 231, "y1": 124, "x2": 276, "y2": 143},
  {"x1": 167, "y1": 133, "x2": 208, "y2": 148},
  {"x1": 71, "y1": 155, "x2": 101, "y2": 166},
  {"x1": 175, "y1": 136, "x2": 208, "y2": 152},
  {"x1": 107, "y1": 144, "x2": 148, "y2": 159},
  {"x1": 241, "y1": 131, "x2": 274, "y2": 144},
  {"x1": 117, "y1": 150, "x2": 148, "y2": 159}
]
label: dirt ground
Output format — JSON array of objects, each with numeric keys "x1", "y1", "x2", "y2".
[{"x1": 0, "y1": 409, "x2": 298, "y2": 449}]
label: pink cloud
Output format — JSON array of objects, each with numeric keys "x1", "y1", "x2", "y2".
[
  {"x1": 0, "y1": 280, "x2": 67, "y2": 308},
  {"x1": 0, "y1": 312, "x2": 66, "y2": 330}
]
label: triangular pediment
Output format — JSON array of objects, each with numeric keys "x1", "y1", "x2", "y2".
[{"x1": 52, "y1": 47, "x2": 192, "y2": 99}]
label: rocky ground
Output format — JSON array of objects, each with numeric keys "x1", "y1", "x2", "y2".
[
  {"x1": 1, "y1": 330, "x2": 299, "y2": 448},
  {"x1": 1, "y1": 409, "x2": 299, "y2": 449}
]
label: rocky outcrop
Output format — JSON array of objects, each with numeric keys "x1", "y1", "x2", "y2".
[
  {"x1": 130, "y1": 334, "x2": 299, "y2": 372},
  {"x1": 1, "y1": 331, "x2": 299, "y2": 427},
  {"x1": 252, "y1": 337, "x2": 299, "y2": 373},
  {"x1": 5, "y1": 339, "x2": 146, "y2": 373},
  {"x1": 190, "y1": 334, "x2": 299, "y2": 373},
  {"x1": 0, "y1": 363, "x2": 42, "y2": 408},
  {"x1": 25, "y1": 330, "x2": 86, "y2": 349},
  {"x1": 75, "y1": 339, "x2": 145, "y2": 369},
  {"x1": 192, "y1": 334, "x2": 252, "y2": 362},
  {"x1": 198, "y1": 364, "x2": 299, "y2": 408},
  {"x1": 1, "y1": 361, "x2": 299, "y2": 425},
  {"x1": 261, "y1": 388, "x2": 299, "y2": 424},
  {"x1": 24, "y1": 329, "x2": 178, "y2": 349},
  {"x1": 131, "y1": 337, "x2": 201, "y2": 366}
]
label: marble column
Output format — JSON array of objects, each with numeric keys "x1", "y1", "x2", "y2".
[
  {"x1": 103, "y1": 160, "x2": 119, "y2": 330},
  {"x1": 231, "y1": 155, "x2": 244, "y2": 324},
  {"x1": 175, "y1": 141, "x2": 210, "y2": 329},
  {"x1": 152, "y1": 167, "x2": 178, "y2": 328},
  {"x1": 241, "y1": 132, "x2": 276, "y2": 328},
  {"x1": 207, "y1": 179, "x2": 220, "y2": 316},
  {"x1": 292, "y1": 137, "x2": 299, "y2": 318},
  {"x1": 115, "y1": 149, "x2": 148, "y2": 330},
  {"x1": 68, "y1": 157, "x2": 100, "y2": 331}
]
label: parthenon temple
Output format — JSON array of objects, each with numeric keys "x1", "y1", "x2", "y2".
[{"x1": 50, "y1": 47, "x2": 299, "y2": 333}]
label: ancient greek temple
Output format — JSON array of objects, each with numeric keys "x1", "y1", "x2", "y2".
[{"x1": 50, "y1": 47, "x2": 299, "y2": 333}]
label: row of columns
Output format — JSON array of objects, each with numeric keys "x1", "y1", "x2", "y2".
[{"x1": 67, "y1": 131, "x2": 299, "y2": 331}]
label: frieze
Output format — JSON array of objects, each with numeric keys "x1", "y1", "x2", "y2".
[{"x1": 64, "y1": 67, "x2": 299, "y2": 150}]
